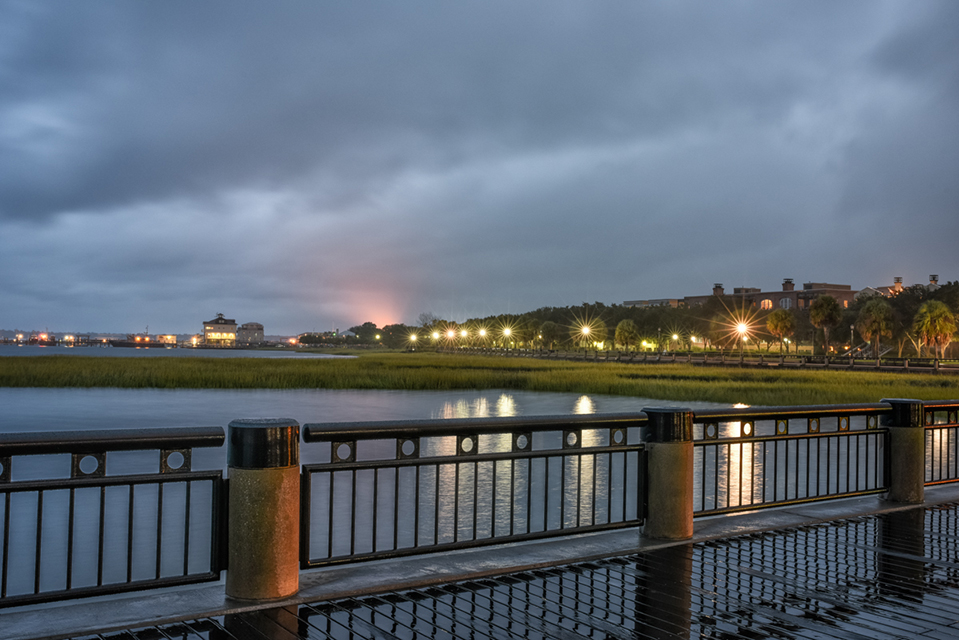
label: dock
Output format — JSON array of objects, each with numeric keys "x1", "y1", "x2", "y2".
[{"x1": 6, "y1": 484, "x2": 959, "y2": 639}]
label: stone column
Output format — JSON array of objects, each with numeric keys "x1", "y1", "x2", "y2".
[
  {"x1": 226, "y1": 418, "x2": 300, "y2": 601},
  {"x1": 643, "y1": 408, "x2": 694, "y2": 540},
  {"x1": 882, "y1": 399, "x2": 925, "y2": 504}
]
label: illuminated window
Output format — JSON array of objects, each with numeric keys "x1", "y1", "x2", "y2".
[
  {"x1": 843, "y1": 300, "x2": 849, "y2": 308},
  {"x1": 760, "y1": 299, "x2": 773, "y2": 310}
]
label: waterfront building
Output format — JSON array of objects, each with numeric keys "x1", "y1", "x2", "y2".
[
  {"x1": 203, "y1": 313, "x2": 237, "y2": 346},
  {"x1": 857, "y1": 274, "x2": 942, "y2": 299},
  {"x1": 628, "y1": 278, "x2": 858, "y2": 310},
  {"x1": 237, "y1": 322, "x2": 264, "y2": 346}
]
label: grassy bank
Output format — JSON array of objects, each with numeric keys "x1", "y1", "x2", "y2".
[{"x1": 2, "y1": 353, "x2": 958, "y2": 406}]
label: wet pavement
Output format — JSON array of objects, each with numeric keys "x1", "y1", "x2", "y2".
[{"x1": 12, "y1": 488, "x2": 959, "y2": 640}]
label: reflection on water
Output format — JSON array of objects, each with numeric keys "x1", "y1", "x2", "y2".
[{"x1": 574, "y1": 395, "x2": 595, "y2": 414}]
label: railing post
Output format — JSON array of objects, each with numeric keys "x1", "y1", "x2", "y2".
[
  {"x1": 226, "y1": 418, "x2": 300, "y2": 601},
  {"x1": 881, "y1": 399, "x2": 925, "y2": 504},
  {"x1": 643, "y1": 408, "x2": 694, "y2": 540}
]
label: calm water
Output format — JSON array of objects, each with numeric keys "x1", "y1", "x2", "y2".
[{"x1": 0, "y1": 344, "x2": 347, "y2": 359}]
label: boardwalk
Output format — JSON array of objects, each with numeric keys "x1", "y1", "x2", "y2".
[{"x1": 48, "y1": 494, "x2": 959, "y2": 640}]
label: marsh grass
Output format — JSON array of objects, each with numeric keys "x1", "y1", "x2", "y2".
[{"x1": 2, "y1": 353, "x2": 957, "y2": 406}]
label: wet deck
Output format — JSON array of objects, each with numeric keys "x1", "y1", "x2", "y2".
[{"x1": 13, "y1": 486, "x2": 959, "y2": 640}]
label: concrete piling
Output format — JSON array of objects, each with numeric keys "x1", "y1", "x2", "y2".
[
  {"x1": 226, "y1": 418, "x2": 300, "y2": 601},
  {"x1": 642, "y1": 408, "x2": 694, "y2": 540}
]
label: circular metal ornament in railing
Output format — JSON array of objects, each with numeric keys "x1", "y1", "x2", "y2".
[
  {"x1": 564, "y1": 430, "x2": 581, "y2": 448},
  {"x1": 72, "y1": 452, "x2": 106, "y2": 478},
  {"x1": 332, "y1": 441, "x2": 355, "y2": 463},
  {"x1": 838, "y1": 417, "x2": 849, "y2": 431},
  {"x1": 867, "y1": 415, "x2": 878, "y2": 430},
  {"x1": 0, "y1": 456, "x2": 8, "y2": 483},
  {"x1": 397, "y1": 438, "x2": 420, "y2": 459},
  {"x1": 160, "y1": 448, "x2": 191, "y2": 474},
  {"x1": 808, "y1": 418, "x2": 820, "y2": 433},
  {"x1": 457, "y1": 435, "x2": 476, "y2": 455},
  {"x1": 704, "y1": 423, "x2": 719, "y2": 440},
  {"x1": 776, "y1": 420, "x2": 788, "y2": 435},
  {"x1": 610, "y1": 428, "x2": 626, "y2": 445},
  {"x1": 741, "y1": 421, "x2": 754, "y2": 437},
  {"x1": 513, "y1": 432, "x2": 532, "y2": 452},
  {"x1": 926, "y1": 412, "x2": 935, "y2": 426}
]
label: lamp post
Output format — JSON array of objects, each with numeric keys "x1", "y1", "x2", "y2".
[
  {"x1": 850, "y1": 324, "x2": 855, "y2": 356},
  {"x1": 737, "y1": 323, "x2": 747, "y2": 360}
]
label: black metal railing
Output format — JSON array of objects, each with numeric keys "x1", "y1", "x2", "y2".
[
  {"x1": 0, "y1": 427, "x2": 225, "y2": 608},
  {"x1": 925, "y1": 402, "x2": 959, "y2": 485},
  {"x1": 691, "y1": 404, "x2": 890, "y2": 515},
  {"x1": 300, "y1": 414, "x2": 647, "y2": 568}
]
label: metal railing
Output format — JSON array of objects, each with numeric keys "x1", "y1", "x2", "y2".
[
  {"x1": 691, "y1": 404, "x2": 890, "y2": 516},
  {"x1": 300, "y1": 414, "x2": 647, "y2": 568},
  {"x1": 925, "y1": 402, "x2": 959, "y2": 485},
  {"x1": 0, "y1": 427, "x2": 225, "y2": 608}
]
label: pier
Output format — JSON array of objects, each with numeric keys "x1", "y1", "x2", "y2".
[{"x1": 2, "y1": 399, "x2": 958, "y2": 638}]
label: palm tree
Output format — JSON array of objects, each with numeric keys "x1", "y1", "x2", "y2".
[
  {"x1": 615, "y1": 319, "x2": 640, "y2": 351},
  {"x1": 809, "y1": 295, "x2": 843, "y2": 355},
  {"x1": 913, "y1": 300, "x2": 957, "y2": 359},
  {"x1": 766, "y1": 308, "x2": 796, "y2": 355},
  {"x1": 539, "y1": 321, "x2": 563, "y2": 350},
  {"x1": 857, "y1": 297, "x2": 893, "y2": 356}
]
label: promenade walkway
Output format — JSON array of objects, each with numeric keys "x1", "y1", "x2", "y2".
[{"x1": 8, "y1": 484, "x2": 959, "y2": 640}]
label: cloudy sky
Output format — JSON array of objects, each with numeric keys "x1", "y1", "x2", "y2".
[{"x1": 2, "y1": 2, "x2": 957, "y2": 335}]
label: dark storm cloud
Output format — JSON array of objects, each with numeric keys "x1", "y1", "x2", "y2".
[{"x1": 1, "y1": 1, "x2": 957, "y2": 333}]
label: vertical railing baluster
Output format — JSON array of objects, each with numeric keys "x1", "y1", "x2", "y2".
[
  {"x1": 326, "y1": 473, "x2": 334, "y2": 560},
  {"x1": 575, "y1": 454, "x2": 583, "y2": 527},
  {"x1": 845, "y1": 433, "x2": 851, "y2": 494},
  {"x1": 34, "y1": 491, "x2": 43, "y2": 594},
  {"x1": 525, "y1": 457, "x2": 532, "y2": 534},
  {"x1": 433, "y1": 464, "x2": 440, "y2": 545},
  {"x1": 349, "y1": 470, "x2": 357, "y2": 556},
  {"x1": 371, "y1": 469, "x2": 379, "y2": 553},
  {"x1": 509, "y1": 459, "x2": 516, "y2": 536},
  {"x1": 490, "y1": 460, "x2": 497, "y2": 538},
  {"x1": 453, "y1": 463, "x2": 460, "y2": 543},
  {"x1": 183, "y1": 481, "x2": 192, "y2": 576},
  {"x1": 126, "y1": 485, "x2": 134, "y2": 582},
  {"x1": 559, "y1": 455, "x2": 566, "y2": 530},
  {"x1": 97, "y1": 486, "x2": 106, "y2": 587},
  {"x1": 156, "y1": 483, "x2": 165, "y2": 579},
  {"x1": 591, "y1": 452, "x2": 598, "y2": 526},
  {"x1": 413, "y1": 465, "x2": 420, "y2": 548},
  {"x1": 67, "y1": 487, "x2": 76, "y2": 589},
  {"x1": 544, "y1": 457, "x2": 551, "y2": 532},
  {"x1": 738, "y1": 442, "x2": 743, "y2": 507},
  {"x1": 471, "y1": 461, "x2": 478, "y2": 540},
  {"x1": 2, "y1": 491, "x2": 9, "y2": 598},
  {"x1": 392, "y1": 466, "x2": 400, "y2": 552}
]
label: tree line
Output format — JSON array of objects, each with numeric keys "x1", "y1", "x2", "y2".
[{"x1": 334, "y1": 281, "x2": 958, "y2": 358}]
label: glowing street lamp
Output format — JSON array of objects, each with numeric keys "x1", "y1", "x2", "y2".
[{"x1": 737, "y1": 323, "x2": 748, "y2": 358}]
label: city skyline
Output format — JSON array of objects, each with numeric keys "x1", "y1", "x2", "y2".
[{"x1": 2, "y1": 2, "x2": 958, "y2": 334}]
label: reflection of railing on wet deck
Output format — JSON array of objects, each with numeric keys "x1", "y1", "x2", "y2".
[{"x1": 1, "y1": 398, "x2": 958, "y2": 611}]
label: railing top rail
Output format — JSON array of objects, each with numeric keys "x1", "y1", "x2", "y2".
[
  {"x1": 304, "y1": 412, "x2": 648, "y2": 442},
  {"x1": 0, "y1": 426, "x2": 225, "y2": 456},
  {"x1": 693, "y1": 403, "x2": 892, "y2": 423},
  {"x1": 923, "y1": 400, "x2": 959, "y2": 410}
]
